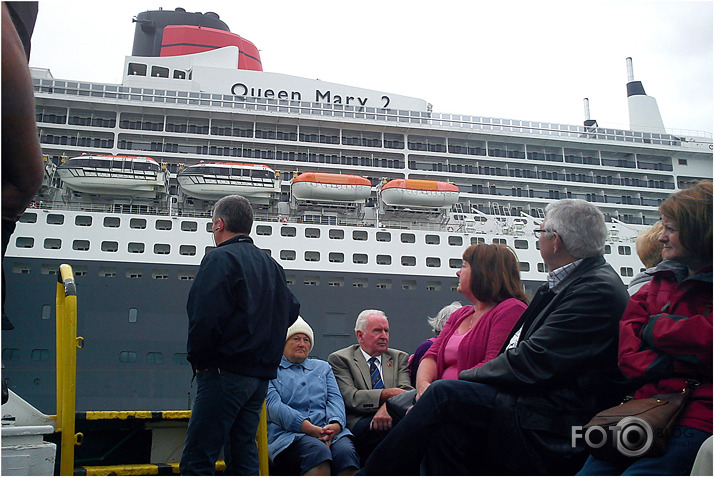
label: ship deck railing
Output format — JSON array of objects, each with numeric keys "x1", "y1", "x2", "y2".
[{"x1": 33, "y1": 77, "x2": 713, "y2": 147}]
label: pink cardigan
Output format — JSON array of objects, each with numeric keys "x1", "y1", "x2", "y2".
[{"x1": 424, "y1": 298, "x2": 527, "y2": 379}]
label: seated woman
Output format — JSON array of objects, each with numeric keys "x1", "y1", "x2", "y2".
[
  {"x1": 416, "y1": 243, "x2": 528, "y2": 398},
  {"x1": 578, "y1": 180, "x2": 713, "y2": 476},
  {"x1": 267, "y1": 317, "x2": 359, "y2": 476},
  {"x1": 408, "y1": 301, "x2": 461, "y2": 387}
]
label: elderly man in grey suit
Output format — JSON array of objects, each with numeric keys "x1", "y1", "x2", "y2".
[{"x1": 328, "y1": 309, "x2": 412, "y2": 465}]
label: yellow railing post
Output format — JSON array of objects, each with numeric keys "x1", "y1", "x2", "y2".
[
  {"x1": 257, "y1": 401, "x2": 269, "y2": 475},
  {"x1": 56, "y1": 264, "x2": 80, "y2": 476}
]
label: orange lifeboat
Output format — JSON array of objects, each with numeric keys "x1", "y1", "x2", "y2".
[
  {"x1": 292, "y1": 173, "x2": 372, "y2": 202},
  {"x1": 381, "y1": 179, "x2": 459, "y2": 207}
]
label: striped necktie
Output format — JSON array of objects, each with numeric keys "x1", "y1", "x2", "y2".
[{"x1": 369, "y1": 357, "x2": 383, "y2": 389}]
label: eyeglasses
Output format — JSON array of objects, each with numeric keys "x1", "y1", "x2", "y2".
[{"x1": 533, "y1": 229, "x2": 556, "y2": 238}]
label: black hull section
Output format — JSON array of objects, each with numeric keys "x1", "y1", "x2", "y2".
[{"x1": 3, "y1": 258, "x2": 541, "y2": 413}]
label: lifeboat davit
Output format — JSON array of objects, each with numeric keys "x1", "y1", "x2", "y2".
[
  {"x1": 177, "y1": 162, "x2": 277, "y2": 200},
  {"x1": 381, "y1": 179, "x2": 459, "y2": 207},
  {"x1": 56, "y1": 154, "x2": 165, "y2": 198},
  {"x1": 292, "y1": 173, "x2": 372, "y2": 202}
]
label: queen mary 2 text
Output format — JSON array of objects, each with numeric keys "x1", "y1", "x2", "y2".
[{"x1": 230, "y1": 82, "x2": 391, "y2": 108}]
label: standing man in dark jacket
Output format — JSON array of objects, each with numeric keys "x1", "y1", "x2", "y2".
[
  {"x1": 358, "y1": 199, "x2": 630, "y2": 475},
  {"x1": 181, "y1": 195, "x2": 300, "y2": 475}
]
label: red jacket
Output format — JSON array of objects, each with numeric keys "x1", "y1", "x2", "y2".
[{"x1": 619, "y1": 263, "x2": 712, "y2": 433}]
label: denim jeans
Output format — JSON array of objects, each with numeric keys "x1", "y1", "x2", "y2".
[
  {"x1": 577, "y1": 426, "x2": 712, "y2": 476},
  {"x1": 180, "y1": 370, "x2": 267, "y2": 475}
]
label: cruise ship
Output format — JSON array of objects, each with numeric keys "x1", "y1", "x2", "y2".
[{"x1": 3, "y1": 8, "x2": 712, "y2": 413}]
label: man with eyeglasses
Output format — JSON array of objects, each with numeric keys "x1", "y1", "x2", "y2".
[
  {"x1": 181, "y1": 195, "x2": 300, "y2": 475},
  {"x1": 358, "y1": 199, "x2": 630, "y2": 476}
]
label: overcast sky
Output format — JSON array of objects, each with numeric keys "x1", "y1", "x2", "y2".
[{"x1": 29, "y1": 1, "x2": 713, "y2": 136}]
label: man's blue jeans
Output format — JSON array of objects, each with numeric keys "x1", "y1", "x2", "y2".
[{"x1": 180, "y1": 370, "x2": 267, "y2": 475}]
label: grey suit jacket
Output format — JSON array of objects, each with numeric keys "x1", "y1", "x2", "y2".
[{"x1": 328, "y1": 344, "x2": 413, "y2": 430}]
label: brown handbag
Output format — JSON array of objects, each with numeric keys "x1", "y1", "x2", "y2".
[{"x1": 582, "y1": 380, "x2": 698, "y2": 462}]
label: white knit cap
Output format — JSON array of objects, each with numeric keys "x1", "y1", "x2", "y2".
[{"x1": 285, "y1": 316, "x2": 314, "y2": 352}]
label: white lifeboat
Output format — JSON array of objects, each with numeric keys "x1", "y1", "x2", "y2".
[
  {"x1": 56, "y1": 154, "x2": 165, "y2": 198},
  {"x1": 381, "y1": 179, "x2": 459, "y2": 207},
  {"x1": 177, "y1": 162, "x2": 277, "y2": 200},
  {"x1": 292, "y1": 172, "x2": 372, "y2": 202}
]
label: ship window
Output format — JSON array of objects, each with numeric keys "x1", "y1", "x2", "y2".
[
  {"x1": 305, "y1": 251, "x2": 320, "y2": 262},
  {"x1": 128, "y1": 242, "x2": 145, "y2": 254},
  {"x1": 99, "y1": 266, "x2": 116, "y2": 277},
  {"x1": 19, "y1": 212, "x2": 37, "y2": 223},
  {"x1": 353, "y1": 253, "x2": 368, "y2": 264},
  {"x1": 329, "y1": 229, "x2": 344, "y2": 239},
  {"x1": 537, "y1": 263, "x2": 547, "y2": 273},
  {"x1": 205, "y1": 246, "x2": 215, "y2": 254},
  {"x1": 128, "y1": 308, "x2": 138, "y2": 323},
  {"x1": 401, "y1": 280, "x2": 417, "y2": 290},
  {"x1": 12, "y1": 262, "x2": 31, "y2": 274},
  {"x1": 535, "y1": 240, "x2": 541, "y2": 250},
  {"x1": 173, "y1": 70, "x2": 186, "y2": 80},
  {"x1": 449, "y1": 258, "x2": 462, "y2": 269},
  {"x1": 352, "y1": 278, "x2": 368, "y2": 288},
  {"x1": 172, "y1": 353, "x2": 189, "y2": 365},
  {"x1": 492, "y1": 238, "x2": 507, "y2": 245},
  {"x1": 130, "y1": 218, "x2": 146, "y2": 229},
  {"x1": 40, "y1": 264, "x2": 57, "y2": 275},
  {"x1": 353, "y1": 230, "x2": 368, "y2": 241},
  {"x1": 604, "y1": 245, "x2": 611, "y2": 254},
  {"x1": 304, "y1": 275, "x2": 320, "y2": 286},
  {"x1": 152, "y1": 269, "x2": 169, "y2": 280},
  {"x1": 281, "y1": 226, "x2": 297, "y2": 237},
  {"x1": 401, "y1": 233, "x2": 415, "y2": 244},
  {"x1": 47, "y1": 214, "x2": 64, "y2": 225},
  {"x1": 126, "y1": 268, "x2": 143, "y2": 279},
  {"x1": 101, "y1": 241, "x2": 118, "y2": 253},
  {"x1": 151, "y1": 66, "x2": 169, "y2": 78},
  {"x1": 376, "y1": 279, "x2": 392, "y2": 289},
  {"x1": 181, "y1": 221, "x2": 198, "y2": 232},
  {"x1": 119, "y1": 351, "x2": 137, "y2": 363},
  {"x1": 154, "y1": 244, "x2": 170, "y2": 255},
  {"x1": 377, "y1": 255, "x2": 392, "y2": 265},
  {"x1": 74, "y1": 266, "x2": 87, "y2": 277},
  {"x1": 620, "y1": 267, "x2": 634, "y2": 277},
  {"x1": 2, "y1": 348, "x2": 20, "y2": 361},
  {"x1": 104, "y1": 217, "x2": 120, "y2": 228},
  {"x1": 425, "y1": 235, "x2": 440, "y2": 245},
  {"x1": 328, "y1": 277, "x2": 344, "y2": 287},
  {"x1": 31, "y1": 349, "x2": 49, "y2": 361},
  {"x1": 280, "y1": 250, "x2": 296, "y2": 261},
  {"x1": 178, "y1": 271, "x2": 195, "y2": 281},
  {"x1": 147, "y1": 352, "x2": 163, "y2": 364},
  {"x1": 514, "y1": 240, "x2": 529, "y2": 250},
  {"x1": 73, "y1": 240, "x2": 90, "y2": 251},
  {"x1": 426, "y1": 281, "x2": 442, "y2": 291},
  {"x1": 285, "y1": 275, "x2": 295, "y2": 285},
  {"x1": 44, "y1": 238, "x2": 61, "y2": 250},
  {"x1": 128, "y1": 63, "x2": 147, "y2": 76},
  {"x1": 156, "y1": 220, "x2": 172, "y2": 230},
  {"x1": 15, "y1": 237, "x2": 34, "y2": 248},
  {"x1": 41, "y1": 304, "x2": 52, "y2": 320},
  {"x1": 401, "y1": 256, "x2": 416, "y2": 266},
  {"x1": 75, "y1": 215, "x2": 92, "y2": 226},
  {"x1": 305, "y1": 228, "x2": 320, "y2": 238},
  {"x1": 426, "y1": 257, "x2": 441, "y2": 268},
  {"x1": 470, "y1": 237, "x2": 485, "y2": 245},
  {"x1": 180, "y1": 245, "x2": 196, "y2": 256},
  {"x1": 618, "y1": 246, "x2": 632, "y2": 255},
  {"x1": 256, "y1": 225, "x2": 272, "y2": 236},
  {"x1": 450, "y1": 281, "x2": 459, "y2": 292},
  {"x1": 376, "y1": 232, "x2": 391, "y2": 242},
  {"x1": 329, "y1": 252, "x2": 344, "y2": 263},
  {"x1": 448, "y1": 236, "x2": 463, "y2": 246},
  {"x1": 519, "y1": 262, "x2": 530, "y2": 272}
]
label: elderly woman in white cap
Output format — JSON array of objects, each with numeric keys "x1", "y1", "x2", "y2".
[{"x1": 266, "y1": 317, "x2": 359, "y2": 476}]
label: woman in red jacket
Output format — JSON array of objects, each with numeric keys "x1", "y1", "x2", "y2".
[{"x1": 578, "y1": 180, "x2": 712, "y2": 475}]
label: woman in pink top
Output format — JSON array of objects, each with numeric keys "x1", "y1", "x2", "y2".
[{"x1": 416, "y1": 243, "x2": 528, "y2": 398}]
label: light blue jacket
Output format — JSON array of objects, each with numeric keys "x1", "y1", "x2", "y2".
[{"x1": 266, "y1": 357, "x2": 351, "y2": 460}]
